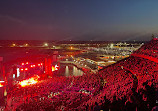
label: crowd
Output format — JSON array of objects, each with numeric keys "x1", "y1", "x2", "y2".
[
  {"x1": 5, "y1": 39, "x2": 158, "y2": 111},
  {"x1": 134, "y1": 39, "x2": 158, "y2": 59}
]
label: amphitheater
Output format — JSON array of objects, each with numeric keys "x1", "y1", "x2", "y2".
[{"x1": 7, "y1": 39, "x2": 158, "y2": 111}]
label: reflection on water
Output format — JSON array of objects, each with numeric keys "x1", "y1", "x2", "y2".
[
  {"x1": 73, "y1": 66, "x2": 83, "y2": 76},
  {"x1": 55, "y1": 64, "x2": 83, "y2": 77},
  {"x1": 65, "y1": 66, "x2": 69, "y2": 77}
]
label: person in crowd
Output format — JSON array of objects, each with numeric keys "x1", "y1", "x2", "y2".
[{"x1": 93, "y1": 102, "x2": 101, "y2": 111}]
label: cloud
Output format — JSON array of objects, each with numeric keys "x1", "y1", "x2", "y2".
[{"x1": 0, "y1": 14, "x2": 25, "y2": 24}]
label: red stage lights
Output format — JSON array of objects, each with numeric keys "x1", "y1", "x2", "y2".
[
  {"x1": 25, "y1": 68, "x2": 28, "y2": 71},
  {"x1": 22, "y1": 63, "x2": 24, "y2": 65},
  {"x1": 21, "y1": 68, "x2": 24, "y2": 71},
  {"x1": 31, "y1": 65, "x2": 35, "y2": 68},
  {"x1": 26, "y1": 62, "x2": 29, "y2": 64}
]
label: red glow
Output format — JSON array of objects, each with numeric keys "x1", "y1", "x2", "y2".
[
  {"x1": 22, "y1": 63, "x2": 24, "y2": 65},
  {"x1": 19, "y1": 75, "x2": 40, "y2": 87},
  {"x1": 0, "y1": 83, "x2": 3, "y2": 87},
  {"x1": 25, "y1": 68, "x2": 28, "y2": 71},
  {"x1": 52, "y1": 64, "x2": 59, "y2": 71},
  {"x1": 26, "y1": 62, "x2": 29, "y2": 64},
  {"x1": 21, "y1": 68, "x2": 24, "y2": 71},
  {"x1": 52, "y1": 66, "x2": 55, "y2": 71},
  {"x1": 0, "y1": 81, "x2": 4, "y2": 87},
  {"x1": 55, "y1": 64, "x2": 59, "y2": 70},
  {"x1": 41, "y1": 63, "x2": 43, "y2": 65},
  {"x1": 38, "y1": 64, "x2": 41, "y2": 66},
  {"x1": 30, "y1": 65, "x2": 33, "y2": 68},
  {"x1": 33, "y1": 65, "x2": 35, "y2": 67}
]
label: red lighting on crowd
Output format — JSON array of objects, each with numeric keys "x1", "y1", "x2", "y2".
[
  {"x1": 22, "y1": 63, "x2": 24, "y2": 65},
  {"x1": 21, "y1": 68, "x2": 24, "y2": 71}
]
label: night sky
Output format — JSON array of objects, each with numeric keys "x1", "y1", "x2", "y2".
[{"x1": 0, "y1": 0, "x2": 158, "y2": 41}]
